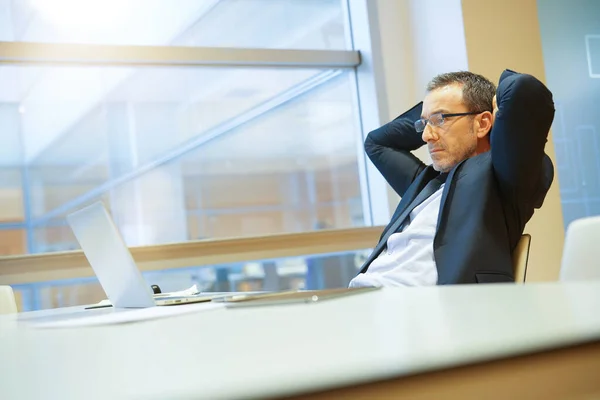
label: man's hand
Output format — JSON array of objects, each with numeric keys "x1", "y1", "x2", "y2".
[{"x1": 492, "y1": 95, "x2": 498, "y2": 124}]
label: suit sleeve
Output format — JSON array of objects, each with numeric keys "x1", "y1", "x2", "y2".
[
  {"x1": 490, "y1": 69, "x2": 555, "y2": 208},
  {"x1": 365, "y1": 102, "x2": 427, "y2": 197}
]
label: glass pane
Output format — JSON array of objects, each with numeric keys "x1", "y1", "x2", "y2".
[
  {"x1": 0, "y1": 102, "x2": 24, "y2": 234},
  {"x1": 0, "y1": 228, "x2": 26, "y2": 255},
  {"x1": 4, "y1": 65, "x2": 335, "y2": 210},
  {"x1": 12, "y1": 249, "x2": 371, "y2": 311},
  {"x1": 32, "y1": 222, "x2": 75, "y2": 253},
  {"x1": 0, "y1": 166, "x2": 26, "y2": 255},
  {"x1": 13, "y1": 66, "x2": 365, "y2": 253},
  {"x1": 0, "y1": 0, "x2": 349, "y2": 50},
  {"x1": 0, "y1": 168, "x2": 23, "y2": 221},
  {"x1": 538, "y1": 0, "x2": 600, "y2": 228}
]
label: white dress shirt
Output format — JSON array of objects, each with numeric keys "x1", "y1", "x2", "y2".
[{"x1": 349, "y1": 184, "x2": 445, "y2": 287}]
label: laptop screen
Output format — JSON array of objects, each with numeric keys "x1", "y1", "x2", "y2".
[{"x1": 66, "y1": 202, "x2": 156, "y2": 308}]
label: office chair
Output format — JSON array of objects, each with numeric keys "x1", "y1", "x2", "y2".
[
  {"x1": 0, "y1": 286, "x2": 18, "y2": 315},
  {"x1": 513, "y1": 234, "x2": 531, "y2": 283},
  {"x1": 560, "y1": 216, "x2": 600, "y2": 282}
]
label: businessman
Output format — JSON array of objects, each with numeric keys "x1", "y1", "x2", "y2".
[{"x1": 350, "y1": 69, "x2": 555, "y2": 287}]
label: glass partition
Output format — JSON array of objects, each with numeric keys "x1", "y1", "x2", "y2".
[
  {"x1": 538, "y1": 0, "x2": 600, "y2": 227},
  {"x1": 12, "y1": 249, "x2": 371, "y2": 311}
]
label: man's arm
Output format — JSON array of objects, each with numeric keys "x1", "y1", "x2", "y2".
[
  {"x1": 365, "y1": 102, "x2": 427, "y2": 197},
  {"x1": 490, "y1": 69, "x2": 555, "y2": 208}
]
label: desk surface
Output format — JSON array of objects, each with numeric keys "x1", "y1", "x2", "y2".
[{"x1": 1, "y1": 282, "x2": 600, "y2": 400}]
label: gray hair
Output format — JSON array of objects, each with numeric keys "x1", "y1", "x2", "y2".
[{"x1": 426, "y1": 71, "x2": 496, "y2": 113}]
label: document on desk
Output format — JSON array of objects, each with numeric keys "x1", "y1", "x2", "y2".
[
  {"x1": 26, "y1": 302, "x2": 225, "y2": 329},
  {"x1": 85, "y1": 284, "x2": 203, "y2": 309}
]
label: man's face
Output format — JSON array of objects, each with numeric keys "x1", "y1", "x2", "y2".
[{"x1": 421, "y1": 84, "x2": 479, "y2": 172}]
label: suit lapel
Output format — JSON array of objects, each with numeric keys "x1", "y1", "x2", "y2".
[
  {"x1": 359, "y1": 154, "x2": 483, "y2": 276},
  {"x1": 378, "y1": 167, "x2": 437, "y2": 240},
  {"x1": 362, "y1": 167, "x2": 439, "y2": 272},
  {"x1": 436, "y1": 158, "x2": 470, "y2": 231}
]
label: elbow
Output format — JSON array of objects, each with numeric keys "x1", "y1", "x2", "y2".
[
  {"x1": 533, "y1": 155, "x2": 555, "y2": 209},
  {"x1": 497, "y1": 73, "x2": 555, "y2": 127},
  {"x1": 501, "y1": 73, "x2": 555, "y2": 110},
  {"x1": 518, "y1": 75, "x2": 554, "y2": 104},
  {"x1": 364, "y1": 129, "x2": 379, "y2": 158},
  {"x1": 364, "y1": 133, "x2": 387, "y2": 168}
]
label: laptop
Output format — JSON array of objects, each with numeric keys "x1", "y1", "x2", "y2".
[{"x1": 66, "y1": 201, "x2": 217, "y2": 308}]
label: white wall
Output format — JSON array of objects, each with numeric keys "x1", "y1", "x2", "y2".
[{"x1": 369, "y1": 0, "x2": 469, "y2": 206}]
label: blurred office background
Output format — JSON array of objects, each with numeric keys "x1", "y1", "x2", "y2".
[
  {"x1": 538, "y1": 0, "x2": 600, "y2": 227},
  {"x1": 0, "y1": 0, "x2": 597, "y2": 310}
]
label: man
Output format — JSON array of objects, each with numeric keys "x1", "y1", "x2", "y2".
[{"x1": 350, "y1": 69, "x2": 555, "y2": 287}]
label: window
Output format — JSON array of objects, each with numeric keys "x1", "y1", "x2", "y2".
[
  {"x1": 0, "y1": 0, "x2": 382, "y2": 255},
  {"x1": 0, "y1": 0, "x2": 388, "y2": 310},
  {"x1": 18, "y1": 66, "x2": 364, "y2": 251},
  {"x1": 0, "y1": 0, "x2": 348, "y2": 49}
]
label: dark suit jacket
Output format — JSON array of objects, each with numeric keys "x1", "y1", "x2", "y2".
[{"x1": 359, "y1": 69, "x2": 555, "y2": 284}]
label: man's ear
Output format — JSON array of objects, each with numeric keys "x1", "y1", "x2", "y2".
[{"x1": 476, "y1": 111, "x2": 493, "y2": 138}]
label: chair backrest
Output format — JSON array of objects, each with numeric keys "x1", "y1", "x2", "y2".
[
  {"x1": 560, "y1": 216, "x2": 600, "y2": 282},
  {"x1": 513, "y1": 234, "x2": 531, "y2": 283},
  {"x1": 0, "y1": 286, "x2": 18, "y2": 315}
]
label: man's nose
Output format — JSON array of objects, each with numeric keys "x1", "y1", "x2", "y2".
[{"x1": 421, "y1": 124, "x2": 437, "y2": 142}]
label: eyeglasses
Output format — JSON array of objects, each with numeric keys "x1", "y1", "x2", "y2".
[{"x1": 414, "y1": 111, "x2": 483, "y2": 133}]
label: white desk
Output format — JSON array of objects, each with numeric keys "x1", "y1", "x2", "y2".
[{"x1": 1, "y1": 282, "x2": 600, "y2": 399}]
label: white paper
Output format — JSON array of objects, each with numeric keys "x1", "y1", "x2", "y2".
[
  {"x1": 88, "y1": 284, "x2": 201, "y2": 308},
  {"x1": 155, "y1": 284, "x2": 200, "y2": 297},
  {"x1": 26, "y1": 302, "x2": 224, "y2": 329}
]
